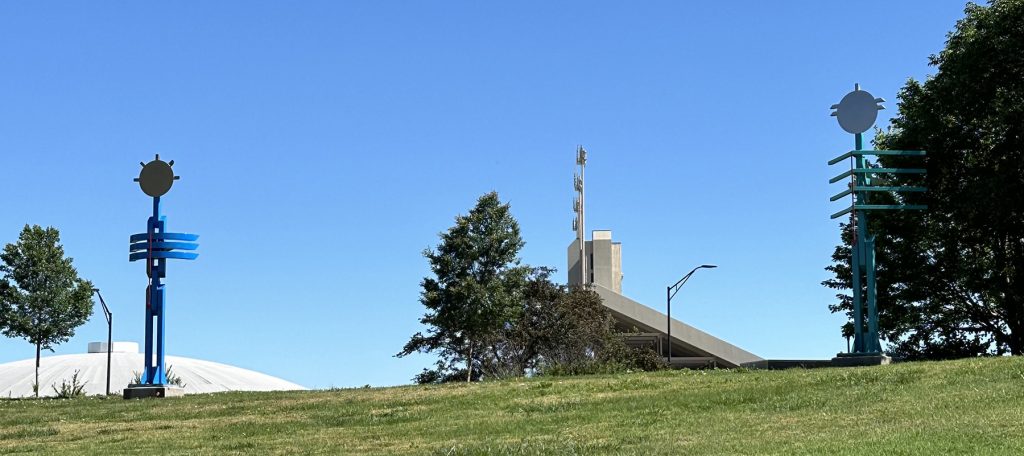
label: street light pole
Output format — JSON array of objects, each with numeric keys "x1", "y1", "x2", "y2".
[
  {"x1": 93, "y1": 289, "x2": 113, "y2": 396},
  {"x1": 666, "y1": 264, "x2": 717, "y2": 366}
]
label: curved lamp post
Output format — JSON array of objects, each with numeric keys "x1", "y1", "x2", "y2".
[
  {"x1": 92, "y1": 288, "x2": 112, "y2": 396},
  {"x1": 666, "y1": 264, "x2": 717, "y2": 364}
]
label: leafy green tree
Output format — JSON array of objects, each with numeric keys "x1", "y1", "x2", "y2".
[
  {"x1": 476, "y1": 269, "x2": 619, "y2": 377},
  {"x1": 473, "y1": 267, "x2": 558, "y2": 380},
  {"x1": 398, "y1": 192, "x2": 530, "y2": 382},
  {"x1": 0, "y1": 225, "x2": 94, "y2": 396},
  {"x1": 475, "y1": 268, "x2": 665, "y2": 379},
  {"x1": 825, "y1": 0, "x2": 1024, "y2": 357},
  {"x1": 530, "y1": 283, "x2": 665, "y2": 376}
]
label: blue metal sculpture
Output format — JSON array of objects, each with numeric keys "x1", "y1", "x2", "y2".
[
  {"x1": 828, "y1": 84, "x2": 926, "y2": 355},
  {"x1": 129, "y1": 155, "x2": 198, "y2": 385}
]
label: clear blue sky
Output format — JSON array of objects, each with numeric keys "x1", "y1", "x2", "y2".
[{"x1": 0, "y1": 2, "x2": 968, "y2": 388}]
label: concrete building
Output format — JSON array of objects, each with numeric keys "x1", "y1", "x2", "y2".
[
  {"x1": 0, "y1": 342, "x2": 305, "y2": 397},
  {"x1": 568, "y1": 230, "x2": 761, "y2": 368},
  {"x1": 567, "y1": 230, "x2": 622, "y2": 294}
]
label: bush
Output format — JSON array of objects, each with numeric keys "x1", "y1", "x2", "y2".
[
  {"x1": 51, "y1": 370, "x2": 87, "y2": 398},
  {"x1": 541, "y1": 345, "x2": 667, "y2": 377},
  {"x1": 131, "y1": 365, "x2": 187, "y2": 388},
  {"x1": 165, "y1": 365, "x2": 186, "y2": 388},
  {"x1": 602, "y1": 338, "x2": 670, "y2": 372}
]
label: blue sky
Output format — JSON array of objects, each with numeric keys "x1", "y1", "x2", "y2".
[{"x1": 0, "y1": 2, "x2": 968, "y2": 388}]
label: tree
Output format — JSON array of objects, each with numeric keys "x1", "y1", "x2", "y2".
[
  {"x1": 473, "y1": 267, "x2": 558, "y2": 380},
  {"x1": 529, "y1": 283, "x2": 665, "y2": 376},
  {"x1": 416, "y1": 266, "x2": 665, "y2": 382},
  {"x1": 0, "y1": 225, "x2": 94, "y2": 396},
  {"x1": 477, "y1": 269, "x2": 635, "y2": 379},
  {"x1": 825, "y1": 0, "x2": 1024, "y2": 357},
  {"x1": 398, "y1": 192, "x2": 530, "y2": 382}
]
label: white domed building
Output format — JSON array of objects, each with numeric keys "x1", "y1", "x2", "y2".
[{"x1": 0, "y1": 342, "x2": 305, "y2": 397}]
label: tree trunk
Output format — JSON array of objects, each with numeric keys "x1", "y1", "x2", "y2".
[
  {"x1": 466, "y1": 344, "x2": 473, "y2": 383},
  {"x1": 1008, "y1": 238, "x2": 1023, "y2": 355},
  {"x1": 1008, "y1": 305, "x2": 1024, "y2": 356},
  {"x1": 34, "y1": 343, "x2": 40, "y2": 398}
]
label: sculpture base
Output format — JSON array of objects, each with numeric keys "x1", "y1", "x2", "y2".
[
  {"x1": 123, "y1": 384, "x2": 185, "y2": 399},
  {"x1": 741, "y1": 354, "x2": 892, "y2": 370},
  {"x1": 831, "y1": 353, "x2": 891, "y2": 367},
  {"x1": 741, "y1": 359, "x2": 835, "y2": 369}
]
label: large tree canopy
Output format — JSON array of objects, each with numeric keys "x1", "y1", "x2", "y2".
[{"x1": 825, "y1": 0, "x2": 1024, "y2": 358}]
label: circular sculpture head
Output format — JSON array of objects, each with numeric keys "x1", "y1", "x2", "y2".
[
  {"x1": 831, "y1": 85, "x2": 886, "y2": 134},
  {"x1": 135, "y1": 154, "x2": 179, "y2": 197}
]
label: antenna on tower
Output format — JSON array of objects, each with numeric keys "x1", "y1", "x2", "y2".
[{"x1": 573, "y1": 145, "x2": 588, "y2": 287}]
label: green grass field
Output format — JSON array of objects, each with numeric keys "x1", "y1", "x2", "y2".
[{"x1": 2, "y1": 357, "x2": 1023, "y2": 455}]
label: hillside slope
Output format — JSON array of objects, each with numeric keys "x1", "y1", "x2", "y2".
[{"x1": 2, "y1": 357, "x2": 1023, "y2": 455}]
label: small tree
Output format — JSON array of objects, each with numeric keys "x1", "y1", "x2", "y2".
[
  {"x1": 398, "y1": 192, "x2": 530, "y2": 382},
  {"x1": 0, "y1": 225, "x2": 94, "y2": 397}
]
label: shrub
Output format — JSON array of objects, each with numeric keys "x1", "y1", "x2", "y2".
[
  {"x1": 541, "y1": 346, "x2": 667, "y2": 377},
  {"x1": 51, "y1": 370, "x2": 87, "y2": 398},
  {"x1": 131, "y1": 365, "x2": 187, "y2": 388}
]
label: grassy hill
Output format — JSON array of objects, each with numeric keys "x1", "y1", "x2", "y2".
[{"x1": 1, "y1": 357, "x2": 1023, "y2": 455}]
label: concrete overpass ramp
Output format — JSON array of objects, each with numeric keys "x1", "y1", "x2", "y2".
[{"x1": 593, "y1": 285, "x2": 762, "y2": 368}]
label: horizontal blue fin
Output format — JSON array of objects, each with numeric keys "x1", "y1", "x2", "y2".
[
  {"x1": 129, "y1": 251, "x2": 199, "y2": 262},
  {"x1": 129, "y1": 232, "x2": 199, "y2": 243}
]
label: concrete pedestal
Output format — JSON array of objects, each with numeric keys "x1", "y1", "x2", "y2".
[
  {"x1": 831, "y1": 354, "x2": 892, "y2": 367},
  {"x1": 741, "y1": 359, "x2": 835, "y2": 369},
  {"x1": 123, "y1": 384, "x2": 185, "y2": 399}
]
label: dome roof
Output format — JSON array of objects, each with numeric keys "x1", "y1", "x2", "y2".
[{"x1": 0, "y1": 342, "x2": 305, "y2": 397}]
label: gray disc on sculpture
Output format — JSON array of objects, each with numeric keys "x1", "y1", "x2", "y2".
[
  {"x1": 138, "y1": 158, "x2": 175, "y2": 197},
  {"x1": 834, "y1": 89, "x2": 881, "y2": 134}
]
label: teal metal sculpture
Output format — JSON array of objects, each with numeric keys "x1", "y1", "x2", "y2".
[{"x1": 828, "y1": 84, "x2": 926, "y2": 355}]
